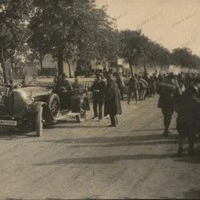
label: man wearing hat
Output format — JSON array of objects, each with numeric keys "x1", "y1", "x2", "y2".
[
  {"x1": 90, "y1": 73, "x2": 106, "y2": 120},
  {"x1": 176, "y1": 84, "x2": 200, "y2": 155},
  {"x1": 55, "y1": 73, "x2": 73, "y2": 92},
  {"x1": 157, "y1": 73, "x2": 181, "y2": 136},
  {"x1": 104, "y1": 72, "x2": 122, "y2": 127}
]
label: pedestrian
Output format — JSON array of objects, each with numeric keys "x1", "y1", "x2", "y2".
[
  {"x1": 127, "y1": 74, "x2": 138, "y2": 104},
  {"x1": 175, "y1": 84, "x2": 200, "y2": 156},
  {"x1": 113, "y1": 72, "x2": 125, "y2": 100},
  {"x1": 138, "y1": 75, "x2": 148, "y2": 100},
  {"x1": 104, "y1": 72, "x2": 122, "y2": 127},
  {"x1": 90, "y1": 74, "x2": 106, "y2": 120},
  {"x1": 157, "y1": 73, "x2": 181, "y2": 137},
  {"x1": 148, "y1": 75, "x2": 156, "y2": 97}
]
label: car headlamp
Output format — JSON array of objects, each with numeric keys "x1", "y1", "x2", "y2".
[
  {"x1": 25, "y1": 95, "x2": 34, "y2": 105},
  {"x1": 18, "y1": 90, "x2": 34, "y2": 105}
]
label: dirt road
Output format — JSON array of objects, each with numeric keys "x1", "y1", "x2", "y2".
[{"x1": 0, "y1": 96, "x2": 200, "y2": 199}]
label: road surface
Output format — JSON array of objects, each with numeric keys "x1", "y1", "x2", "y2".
[{"x1": 0, "y1": 96, "x2": 200, "y2": 199}]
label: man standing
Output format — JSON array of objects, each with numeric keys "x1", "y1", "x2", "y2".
[
  {"x1": 176, "y1": 84, "x2": 200, "y2": 155},
  {"x1": 114, "y1": 72, "x2": 125, "y2": 100},
  {"x1": 104, "y1": 72, "x2": 122, "y2": 127},
  {"x1": 127, "y1": 74, "x2": 138, "y2": 105},
  {"x1": 157, "y1": 73, "x2": 181, "y2": 136},
  {"x1": 90, "y1": 74, "x2": 106, "y2": 120}
]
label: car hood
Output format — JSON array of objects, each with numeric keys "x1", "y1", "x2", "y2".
[{"x1": 13, "y1": 86, "x2": 53, "y2": 98}]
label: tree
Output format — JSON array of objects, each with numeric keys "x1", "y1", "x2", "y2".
[
  {"x1": 119, "y1": 30, "x2": 143, "y2": 76},
  {"x1": 0, "y1": 0, "x2": 32, "y2": 83},
  {"x1": 28, "y1": 0, "x2": 117, "y2": 77},
  {"x1": 171, "y1": 48, "x2": 193, "y2": 68},
  {"x1": 119, "y1": 29, "x2": 173, "y2": 76}
]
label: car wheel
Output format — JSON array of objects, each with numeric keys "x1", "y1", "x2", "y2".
[
  {"x1": 36, "y1": 106, "x2": 43, "y2": 137},
  {"x1": 76, "y1": 102, "x2": 86, "y2": 123},
  {"x1": 47, "y1": 93, "x2": 60, "y2": 119}
]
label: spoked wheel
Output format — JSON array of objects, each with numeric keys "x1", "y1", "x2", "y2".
[
  {"x1": 47, "y1": 93, "x2": 60, "y2": 119},
  {"x1": 36, "y1": 106, "x2": 43, "y2": 137},
  {"x1": 76, "y1": 101, "x2": 86, "y2": 123}
]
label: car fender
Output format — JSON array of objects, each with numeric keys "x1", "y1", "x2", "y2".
[{"x1": 28, "y1": 101, "x2": 54, "y2": 123}]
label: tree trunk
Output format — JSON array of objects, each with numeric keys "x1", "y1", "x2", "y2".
[
  {"x1": 143, "y1": 59, "x2": 147, "y2": 77},
  {"x1": 66, "y1": 60, "x2": 72, "y2": 78},
  {"x1": 39, "y1": 55, "x2": 43, "y2": 71},
  {"x1": 128, "y1": 60, "x2": 133, "y2": 77},
  {"x1": 57, "y1": 50, "x2": 64, "y2": 75},
  {"x1": 0, "y1": 43, "x2": 8, "y2": 84}
]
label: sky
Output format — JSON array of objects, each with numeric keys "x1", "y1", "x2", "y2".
[{"x1": 96, "y1": 0, "x2": 200, "y2": 56}]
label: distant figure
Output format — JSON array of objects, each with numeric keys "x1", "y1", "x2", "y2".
[
  {"x1": 72, "y1": 76, "x2": 84, "y2": 94},
  {"x1": 175, "y1": 84, "x2": 200, "y2": 156},
  {"x1": 29, "y1": 74, "x2": 40, "y2": 86},
  {"x1": 104, "y1": 72, "x2": 122, "y2": 127},
  {"x1": 55, "y1": 73, "x2": 73, "y2": 92},
  {"x1": 148, "y1": 76, "x2": 156, "y2": 97},
  {"x1": 157, "y1": 73, "x2": 181, "y2": 137},
  {"x1": 138, "y1": 76, "x2": 148, "y2": 100},
  {"x1": 90, "y1": 74, "x2": 106, "y2": 120},
  {"x1": 127, "y1": 74, "x2": 138, "y2": 104},
  {"x1": 114, "y1": 72, "x2": 125, "y2": 100}
]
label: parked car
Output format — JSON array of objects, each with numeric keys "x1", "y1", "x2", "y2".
[{"x1": 0, "y1": 83, "x2": 90, "y2": 137}]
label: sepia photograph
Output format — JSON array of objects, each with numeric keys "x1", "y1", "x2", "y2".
[{"x1": 0, "y1": 0, "x2": 200, "y2": 199}]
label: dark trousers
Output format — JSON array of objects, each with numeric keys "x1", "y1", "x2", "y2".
[
  {"x1": 120, "y1": 88, "x2": 124, "y2": 100},
  {"x1": 109, "y1": 114, "x2": 118, "y2": 126},
  {"x1": 93, "y1": 99, "x2": 103, "y2": 119},
  {"x1": 161, "y1": 107, "x2": 174, "y2": 131},
  {"x1": 127, "y1": 88, "x2": 138, "y2": 104}
]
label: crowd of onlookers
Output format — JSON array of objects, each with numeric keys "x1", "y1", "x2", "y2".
[
  {"x1": 1, "y1": 69, "x2": 200, "y2": 156},
  {"x1": 89, "y1": 71, "x2": 200, "y2": 156}
]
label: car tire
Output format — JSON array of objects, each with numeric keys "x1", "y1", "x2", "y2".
[
  {"x1": 47, "y1": 93, "x2": 60, "y2": 120},
  {"x1": 36, "y1": 106, "x2": 43, "y2": 137}
]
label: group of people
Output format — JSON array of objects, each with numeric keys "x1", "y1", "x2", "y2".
[
  {"x1": 126, "y1": 73, "x2": 157, "y2": 104},
  {"x1": 90, "y1": 72, "x2": 122, "y2": 127},
  {"x1": 156, "y1": 72, "x2": 200, "y2": 156},
  {"x1": 53, "y1": 72, "x2": 122, "y2": 127},
  {"x1": 54, "y1": 71, "x2": 200, "y2": 156},
  {"x1": 90, "y1": 70, "x2": 200, "y2": 156}
]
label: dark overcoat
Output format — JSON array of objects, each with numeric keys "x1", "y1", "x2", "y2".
[
  {"x1": 157, "y1": 79, "x2": 180, "y2": 109},
  {"x1": 104, "y1": 79, "x2": 122, "y2": 116}
]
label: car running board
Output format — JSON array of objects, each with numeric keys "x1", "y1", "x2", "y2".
[{"x1": 56, "y1": 110, "x2": 80, "y2": 121}]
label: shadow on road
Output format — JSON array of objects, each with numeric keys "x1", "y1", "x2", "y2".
[
  {"x1": 34, "y1": 134, "x2": 178, "y2": 144},
  {"x1": 0, "y1": 128, "x2": 36, "y2": 140},
  {"x1": 131, "y1": 128, "x2": 176, "y2": 132},
  {"x1": 174, "y1": 147, "x2": 200, "y2": 164},
  {"x1": 184, "y1": 189, "x2": 200, "y2": 199},
  {"x1": 34, "y1": 153, "x2": 177, "y2": 166},
  {"x1": 68, "y1": 140, "x2": 177, "y2": 148},
  {"x1": 45, "y1": 125, "x2": 107, "y2": 129}
]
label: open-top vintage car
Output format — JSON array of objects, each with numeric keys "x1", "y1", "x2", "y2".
[{"x1": 0, "y1": 82, "x2": 90, "y2": 137}]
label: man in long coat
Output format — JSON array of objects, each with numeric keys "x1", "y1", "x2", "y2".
[
  {"x1": 176, "y1": 84, "x2": 200, "y2": 155},
  {"x1": 104, "y1": 72, "x2": 122, "y2": 127}
]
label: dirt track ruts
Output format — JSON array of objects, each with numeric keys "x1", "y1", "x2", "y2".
[{"x1": 0, "y1": 96, "x2": 200, "y2": 199}]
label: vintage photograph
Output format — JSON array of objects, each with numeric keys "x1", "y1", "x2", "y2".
[{"x1": 0, "y1": 0, "x2": 200, "y2": 199}]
